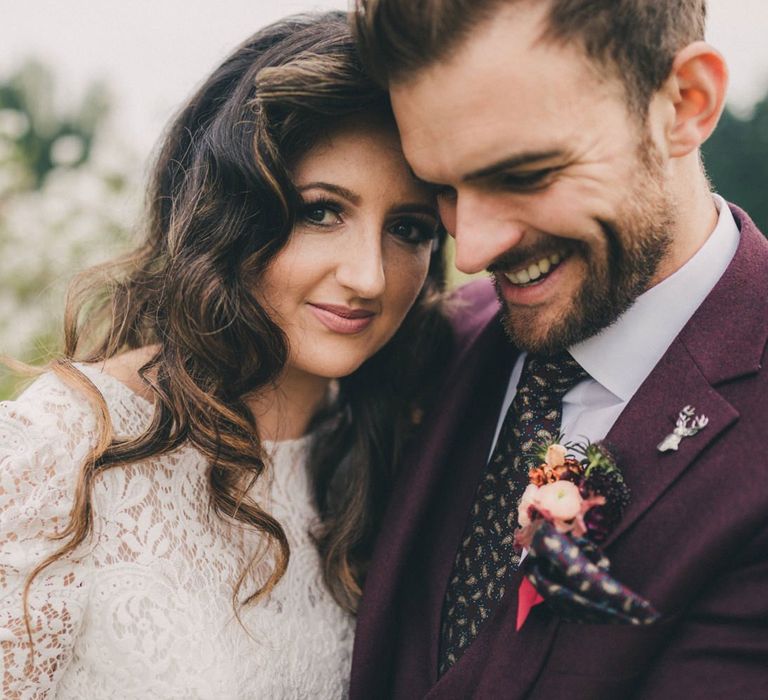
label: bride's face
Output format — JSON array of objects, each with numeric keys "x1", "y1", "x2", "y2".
[{"x1": 259, "y1": 117, "x2": 439, "y2": 382}]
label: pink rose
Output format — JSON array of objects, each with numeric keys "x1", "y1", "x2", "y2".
[{"x1": 537, "y1": 481, "x2": 583, "y2": 533}]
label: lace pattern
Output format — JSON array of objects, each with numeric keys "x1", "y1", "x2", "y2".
[{"x1": 0, "y1": 365, "x2": 354, "y2": 698}]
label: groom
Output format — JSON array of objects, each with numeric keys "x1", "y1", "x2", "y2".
[{"x1": 350, "y1": 1, "x2": 768, "y2": 698}]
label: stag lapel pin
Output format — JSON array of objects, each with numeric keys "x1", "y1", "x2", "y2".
[{"x1": 657, "y1": 405, "x2": 709, "y2": 453}]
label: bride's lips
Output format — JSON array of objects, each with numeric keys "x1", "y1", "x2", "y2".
[{"x1": 308, "y1": 303, "x2": 376, "y2": 334}]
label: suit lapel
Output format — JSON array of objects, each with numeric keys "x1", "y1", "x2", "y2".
[
  {"x1": 602, "y1": 339, "x2": 739, "y2": 548},
  {"x1": 603, "y1": 206, "x2": 767, "y2": 548}
]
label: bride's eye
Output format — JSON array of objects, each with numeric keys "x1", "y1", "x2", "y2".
[
  {"x1": 389, "y1": 217, "x2": 439, "y2": 246},
  {"x1": 301, "y1": 200, "x2": 343, "y2": 227}
]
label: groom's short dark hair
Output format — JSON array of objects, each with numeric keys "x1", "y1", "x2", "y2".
[{"x1": 353, "y1": 0, "x2": 707, "y2": 116}]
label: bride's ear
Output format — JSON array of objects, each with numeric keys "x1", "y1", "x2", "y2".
[{"x1": 659, "y1": 41, "x2": 729, "y2": 157}]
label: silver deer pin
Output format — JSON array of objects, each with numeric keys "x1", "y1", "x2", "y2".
[{"x1": 657, "y1": 405, "x2": 709, "y2": 453}]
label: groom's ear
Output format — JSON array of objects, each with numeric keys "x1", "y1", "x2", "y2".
[{"x1": 658, "y1": 41, "x2": 729, "y2": 158}]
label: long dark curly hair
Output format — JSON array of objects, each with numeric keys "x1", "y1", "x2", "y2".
[{"x1": 22, "y1": 9, "x2": 450, "y2": 642}]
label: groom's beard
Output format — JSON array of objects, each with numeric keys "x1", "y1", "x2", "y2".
[{"x1": 493, "y1": 137, "x2": 676, "y2": 355}]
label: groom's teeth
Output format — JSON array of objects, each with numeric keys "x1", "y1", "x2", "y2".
[{"x1": 504, "y1": 253, "x2": 565, "y2": 286}]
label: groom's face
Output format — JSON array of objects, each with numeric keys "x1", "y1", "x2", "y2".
[{"x1": 390, "y1": 3, "x2": 675, "y2": 354}]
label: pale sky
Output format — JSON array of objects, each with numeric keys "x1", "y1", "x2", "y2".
[{"x1": 3, "y1": 0, "x2": 768, "y2": 153}]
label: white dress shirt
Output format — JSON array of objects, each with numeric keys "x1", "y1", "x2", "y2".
[{"x1": 490, "y1": 195, "x2": 741, "y2": 455}]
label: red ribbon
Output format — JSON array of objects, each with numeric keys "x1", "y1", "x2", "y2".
[{"x1": 516, "y1": 577, "x2": 544, "y2": 631}]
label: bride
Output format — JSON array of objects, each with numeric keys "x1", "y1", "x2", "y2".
[{"x1": 0, "y1": 11, "x2": 448, "y2": 698}]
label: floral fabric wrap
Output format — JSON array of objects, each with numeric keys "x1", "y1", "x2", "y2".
[{"x1": 522, "y1": 521, "x2": 660, "y2": 625}]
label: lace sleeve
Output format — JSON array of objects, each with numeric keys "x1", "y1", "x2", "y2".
[{"x1": 0, "y1": 374, "x2": 97, "y2": 698}]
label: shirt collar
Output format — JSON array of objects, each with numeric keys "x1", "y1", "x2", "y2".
[{"x1": 569, "y1": 195, "x2": 740, "y2": 402}]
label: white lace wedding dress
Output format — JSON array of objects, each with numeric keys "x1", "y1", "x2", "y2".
[{"x1": 0, "y1": 364, "x2": 355, "y2": 699}]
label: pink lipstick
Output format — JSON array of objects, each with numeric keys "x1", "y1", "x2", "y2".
[{"x1": 308, "y1": 303, "x2": 376, "y2": 334}]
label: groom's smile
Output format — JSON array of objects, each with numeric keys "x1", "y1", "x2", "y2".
[{"x1": 500, "y1": 250, "x2": 567, "y2": 287}]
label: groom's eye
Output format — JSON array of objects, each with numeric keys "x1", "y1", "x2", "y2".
[{"x1": 498, "y1": 168, "x2": 558, "y2": 192}]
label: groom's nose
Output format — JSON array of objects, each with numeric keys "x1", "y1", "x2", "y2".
[{"x1": 450, "y1": 191, "x2": 527, "y2": 274}]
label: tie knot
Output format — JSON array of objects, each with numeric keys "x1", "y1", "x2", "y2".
[{"x1": 517, "y1": 350, "x2": 588, "y2": 403}]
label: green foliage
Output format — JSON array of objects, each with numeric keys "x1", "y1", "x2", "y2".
[{"x1": 703, "y1": 94, "x2": 768, "y2": 233}]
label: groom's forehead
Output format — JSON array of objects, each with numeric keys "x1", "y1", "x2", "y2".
[
  {"x1": 387, "y1": 5, "x2": 610, "y2": 120},
  {"x1": 388, "y1": 2, "x2": 607, "y2": 101}
]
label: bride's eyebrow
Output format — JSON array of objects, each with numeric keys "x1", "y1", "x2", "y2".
[
  {"x1": 389, "y1": 203, "x2": 439, "y2": 217},
  {"x1": 297, "y1": 182, "x2": 360, "y2": 205}
]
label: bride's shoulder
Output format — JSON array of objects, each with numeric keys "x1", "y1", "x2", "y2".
[
  {"x1": 96, "y1": 345, "x2": 157, "y2": 404},
  {"x1": 0, "y1": 353, "x2": 158, "y2": 515},
  {"x1": 0, "y1": 369, "x2": 104, "y2": 519},
  {"x1": 1, "y1": 351, "x2": 155, "y2": 460},
  {"x1": 2, "y1": 367, "x2": 97, "y2": 443}
]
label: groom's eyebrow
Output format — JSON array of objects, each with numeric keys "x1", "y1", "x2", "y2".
[{"x1": 463, "y1": 149, "x2": 566, "y2": 181}]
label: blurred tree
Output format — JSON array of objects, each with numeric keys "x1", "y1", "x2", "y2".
[
  {"x1": 0, "y1": 60, "x2": 110, "y2": 189},
  {"x1": 0, "y1": 61, "x2": 139, "y2": 399},
  {"x1": 703, "y1": 92, "x2": 768, "y2": 233}
]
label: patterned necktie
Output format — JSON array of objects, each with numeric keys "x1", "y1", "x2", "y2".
[{"x1": 439, "y1": 350, "x2": 588, "y2": 674}]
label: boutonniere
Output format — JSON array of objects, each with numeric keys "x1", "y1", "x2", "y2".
[{"x1": 514, "y1": 439, "x2": 660, "y2": 631}]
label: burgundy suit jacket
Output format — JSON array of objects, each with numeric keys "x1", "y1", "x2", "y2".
[{"x1": 350, "y1": 206, "x2": 768, "y2": 699}]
